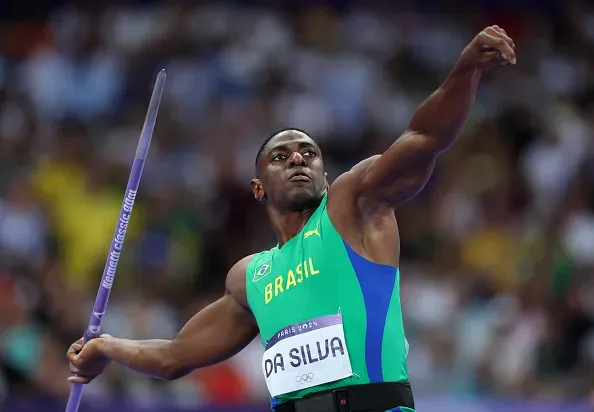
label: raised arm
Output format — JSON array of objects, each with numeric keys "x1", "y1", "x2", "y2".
[
  {"x1": 354, "y1": 26, "x2": 516, "y2": 206},
  {"x1": 67, "y1": 256, "x2": 258, "y2": 383}
]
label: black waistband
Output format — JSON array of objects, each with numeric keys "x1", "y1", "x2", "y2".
[{"x1": 274, "y1": 382, "x2": 415, "y2": 412}]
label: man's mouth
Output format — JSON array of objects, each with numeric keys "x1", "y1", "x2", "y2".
[{"x1": 289, "y1": 172, "x2": 311, "y2": 182}]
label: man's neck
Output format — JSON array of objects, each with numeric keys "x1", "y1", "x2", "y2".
[{"x1": 267, "y1": 201, "x2": 320, "y2": 248}]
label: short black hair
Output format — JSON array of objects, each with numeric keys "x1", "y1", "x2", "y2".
[{"x1": 254, "y1": 128, "x2": 310, "y2": 176}]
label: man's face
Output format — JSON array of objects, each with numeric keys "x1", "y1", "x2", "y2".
[{"x1": 252, "y1": 130, "x2": 327, "y2": 211}]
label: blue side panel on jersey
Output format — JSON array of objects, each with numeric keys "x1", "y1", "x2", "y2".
[
  {"x1": 270, "y1": 396, "x2": 278, "y2": 410},
  {"x1": 343, "y1": 241, "x2": 397, "y2": 383}
]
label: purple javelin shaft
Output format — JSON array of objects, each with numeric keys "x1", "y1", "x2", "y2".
[{"x1": 65, "y1": 70, "x2": 166, "y2": 412}]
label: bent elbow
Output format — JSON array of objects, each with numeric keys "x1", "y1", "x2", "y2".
[
  {"x1": 162, "y1": 369, "x2": 182, "y2": 381},
  {"x1": 160, "y1": 361, "x2": 177, "y2": 381},
  {"x1": 160, "y1": 349, "x2": 194, "y2": 381},
  {"x1": 162, "y1": 366, "x2": 193, "y2": 381},
  {"x1": 160, "y1": 354, "x2": 187, "y2": 381},
  {"x1": 158, "y1": 344, "x2": 183, "y2": 381}
]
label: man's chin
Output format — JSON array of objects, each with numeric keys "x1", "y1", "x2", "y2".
[{"x1": 285, "y1": 188, "x2": 321, "y2": 211}]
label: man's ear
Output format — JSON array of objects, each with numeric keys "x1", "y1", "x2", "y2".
[{"x1": 251, "y1": 178, "x2": 265, "y2": 202}]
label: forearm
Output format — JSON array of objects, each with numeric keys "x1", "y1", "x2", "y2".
[
  {"x1": 100, "y1": 337, "x2": 175, "y2": 380},
  {"x1": 97, "y1": 293, "x2": 258, "y2": 381},
  {"x1": 407, "y1": 62, "x2": 481, "y2": 153}
]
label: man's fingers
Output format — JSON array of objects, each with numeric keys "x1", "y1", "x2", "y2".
[
  {"x1": 478, "y1": 32, "x2": 507, "y2": 55},
  {"x1": 66, "y1": 350, "x2": 77, "y2": 362},
  {"x1": 69, "y1": 352, "x2": 83, "y2": 367},
  {"x1": 482, "y1": 26, "x2": 516, "y2": 64},
  {"x1": 494, "y1": 26, "x2": 512, "y2": 44},
  {"x1": 67, "y1": 376, "x2": 91, "y2": 384},
  {"x1": 485, "y1": 26, "x2": 514, "y2": 46},
  {"x1": 67, "y1": 343, "x2": 81, "y2": 352},
  {"x1": 66, "y1": 339, "x2": 84, "y2": 359},
  {"x1": 68, "y1": 364, "x2": 96, "y2": 382},
  {"x1": 478, "y1": 32, "x2": 516, "y2": 64},
  {"x1": 462, "y1": 25, "x2": 517, "y2": 69}
]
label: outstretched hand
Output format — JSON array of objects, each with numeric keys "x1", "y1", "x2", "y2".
[{"x1": 460, "y1": 25, "x2": 516, "y2": 70}]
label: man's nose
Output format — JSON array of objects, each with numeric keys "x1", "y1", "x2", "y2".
[{"x1": 289, "y1": 152, "x2": 305, "y2": 167}]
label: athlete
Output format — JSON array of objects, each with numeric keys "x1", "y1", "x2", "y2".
[{"x1": 67, "y1": 26, "x2": 515, "y2": 412}]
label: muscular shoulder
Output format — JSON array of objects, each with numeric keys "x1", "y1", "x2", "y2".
[
  {"x1": 327, "y1": 155, "x2": 400, "y2": 266},
  {"x1": 332, "y1": 155, "x2": 381, "y2": 188},
  {"x1": 328, "y1": 155, "x2": 385, "y2": 212},
  {"x1": 225, "y1": 254, "x2": 255, "y2": 311},
  {"x1": 350, "y1": 155, "x2": 382, "y2": 174}
]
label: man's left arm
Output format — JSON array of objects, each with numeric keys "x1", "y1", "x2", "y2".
[{"x1": 357, "y1": 25, "x2": 516, "y2": 205}]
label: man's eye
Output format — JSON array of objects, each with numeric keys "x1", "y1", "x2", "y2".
[
  {"x1": 272, "y1": 154, "x2": 287, "y2": 161},
  {"x1": 303, "y1": 150, "x2": 316, "y2": 157}
]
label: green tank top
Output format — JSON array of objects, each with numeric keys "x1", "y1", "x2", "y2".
[{"x1": 246, "y1": 194, "x2": 410, "y2": 410}]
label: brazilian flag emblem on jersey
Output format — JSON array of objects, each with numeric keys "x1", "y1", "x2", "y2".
[{"x1": 253, "y1": 262, "x2": 271, "y2": 282}]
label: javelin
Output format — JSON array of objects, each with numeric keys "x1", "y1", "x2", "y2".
[{"x1": 64, "y1": 69, "x2": 167, "y2": 412}]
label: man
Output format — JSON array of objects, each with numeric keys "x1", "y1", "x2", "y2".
[{"x1": 67, "y1": 26, "x2": 515, "y2": 412}]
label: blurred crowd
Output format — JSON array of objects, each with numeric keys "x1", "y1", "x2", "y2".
[{"x1": 1, "y1": 0, "x2": 594, "y2": 409}]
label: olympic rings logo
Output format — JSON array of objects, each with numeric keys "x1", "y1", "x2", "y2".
[{"x1": 295, "y1": 373, "x2": 314, "y2": 383}]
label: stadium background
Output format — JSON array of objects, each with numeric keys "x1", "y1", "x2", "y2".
[{"x1": 1, "y1": 0, "x2": 593, "y2": 411}]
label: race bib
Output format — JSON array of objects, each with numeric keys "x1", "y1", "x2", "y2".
[{"x1": 262, "y1": 314, "x2": 353, "y2": 397}]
